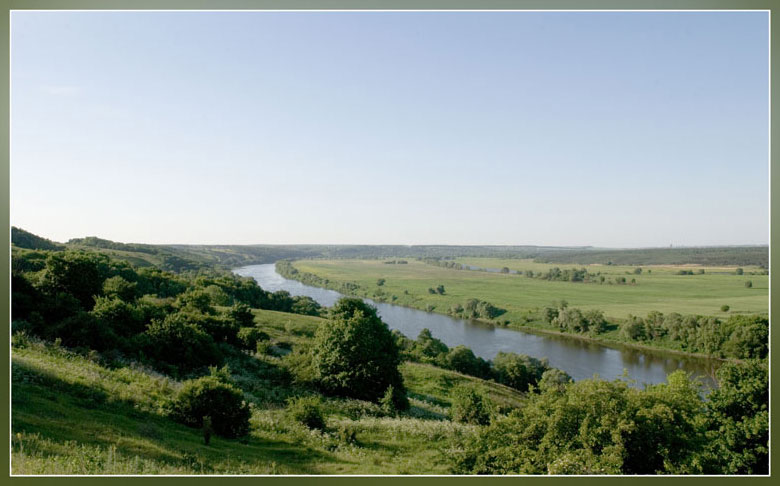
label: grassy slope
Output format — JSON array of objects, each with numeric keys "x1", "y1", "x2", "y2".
[
  {"x1": 292, "y1": 259, "x2": 768, "y2": 319},
  {"x1": 12, "y1": 309, "x2": 524, "y2": 475}
]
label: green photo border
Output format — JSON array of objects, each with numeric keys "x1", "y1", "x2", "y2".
[{"x1": 1, "y1": 1, "x2": 775, "y2": 484}]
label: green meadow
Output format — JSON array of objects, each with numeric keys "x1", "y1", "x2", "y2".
[{"x1": 290, "y1": 258, "x2": 768, "y2": 320}]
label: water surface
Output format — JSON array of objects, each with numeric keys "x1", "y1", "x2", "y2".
[{"x1": 235, "y1": 264, "x2": 717, "y2": 388}]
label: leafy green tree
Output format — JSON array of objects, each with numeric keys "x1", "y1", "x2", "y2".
[
  {"x1": 312, "y1": 298, "x2": 408, "y2": 409},
  {"x1": 446, "y1": 346, "x2": 491, "y2": 379},
  {"x1": 745, "y1": 280, "x2": 753, "y2": 288},
  {"x1": 702, "y1": 360, "x2": 768, "y2": 474},
  {"x1": 620, "y1": 316, "x2": 646, "y2": 341},
  {"x1": 537, "y1": 368, "x2": 573, "y2": 394},
  {"x1": 39, "y1": 250, "x2": 110, "y2": 309},
  {"x1": 492, "y1": 352, "x2": 549, "y2": 392},
  {"x1": 90, "y1": 296, "x2": 146, "y2": 338},
  {"x1": 102, "y1": 276, "x2": 137, "y2": 302},
  {"x1": 735, "y1": 268, "x2": 744, "y2": 275},
  {"x1": 376, "y1": 278, "x2": 385, "y2": 287},
  {"x1": 177, "y1": 288, "x2": 216, "y2": 315},
  {"x1": 720, "y1": 315, "x2": 768, "y2": 359},
  {"x1": 291, "y1": 296, "x2": 322, "y2": 316},
  {"x1": 412, "y1": 328, "x2": 449, "y2": 364},
  {"x1": 436, "y1": 284, "x2": 446, "y2": 295}
]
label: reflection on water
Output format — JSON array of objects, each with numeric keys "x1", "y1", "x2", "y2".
[{"x1": 235, "y1": 264, "x2": 717, "y2": 389}]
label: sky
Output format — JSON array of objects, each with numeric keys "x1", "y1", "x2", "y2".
[{"x1": 10, "y1": 11, "x2": 769, "y2": 247}]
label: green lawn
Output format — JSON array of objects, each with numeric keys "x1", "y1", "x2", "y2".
[{"x1": 291, "y1": 258, "x2": 768, "y2": 320}]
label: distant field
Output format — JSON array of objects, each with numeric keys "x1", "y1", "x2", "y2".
[{"x1": 291, "y1": 259, "x2": 768, "y2": 319}]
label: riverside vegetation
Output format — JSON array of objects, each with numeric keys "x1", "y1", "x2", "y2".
[
  {"x1": 10, "y1": 229, "x2": 768, "y2": 474},
  {"x1": 277, "y1": 258, "x2": 768, "y2": 360}
]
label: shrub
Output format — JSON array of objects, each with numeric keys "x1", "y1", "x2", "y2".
[
  {"x1": 312, "y1": 298, "x2": 408, "y2": 409},
  {"x1": 291, "y1": 296, "x2": 322, "y2": 316},
  {"x1": 90, "y1": 296, "x2": 145, "y2": 338},
  {"x1": 236, "y1": 327, "x2": 269, "y2": 350},
  {"x1": 143, "y1": 314, "x2": 222, "y2": 374},
  {"x1": 286, "y1": 396, "x2": 325, "y2": 430},
  {"x1": 745, "y1": 281, "x2": 753, "y2": 288},
  {"x1": 450, "y1": 385, "x2": 492, "y2": 425},
  {"x1": 173, "y1": 375, "x2": 250, "y2": 438},
  {"x1": 227, "y1": 303, "x2": 255, "y2": 328},
  {"x1": 721, "y1": 305, "x2": 730, "y2": 312}
]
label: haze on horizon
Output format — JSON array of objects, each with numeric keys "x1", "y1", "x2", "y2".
[{"x1": 11, "y1": 11, "x2": 769, "y2": 247}]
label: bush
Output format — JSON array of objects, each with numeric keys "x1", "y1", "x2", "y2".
[
  {"x1": 227, "y1": 303, "x2": 255, "y2": 327},
  {"x1": 450, "y1": 385, "x2": 492, "y2": 425},
  {"x1": 312, "y1": 298, "x2": 408, "y2": 409},
  {"x1": 236, "y1": 327, "x2": 269, "y2": 350},
  {"x1": 143, "y1": 314, "x2": 222, "y2": 374},
  {"x1": 173, "y1": 375, "x2": 250, "y2": 438},
  {"x1": 286, "y1": 396, "x2": 325, "y2": 430},
  {"x1": 745, "y1": 281, "x2": 753, "y2": 288},
  {"x1": 721, "y1": 305, "x2": 730, "y2": 312}
]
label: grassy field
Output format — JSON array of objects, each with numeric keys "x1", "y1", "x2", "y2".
[
  {"x1": 290, "y1": 258, "x2": 768, "y2": 320},
  {"x1": 12, "y1": 308, "x2": 528, "y2": 475}
]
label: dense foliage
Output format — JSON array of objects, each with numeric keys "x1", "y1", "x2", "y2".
[
  {"x1": 454, "y1": 360, "x2": 768, "y2": 475},
  {"x1": 311, "y1": 298, "x2": 409, "y2": 409},
  {"x1": 11, "y1": 246, "x2": 325, "y2": 376}
]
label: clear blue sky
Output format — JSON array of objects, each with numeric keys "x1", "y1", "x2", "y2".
[{"x1": 11, "y1": 11, "x2": 769, "y2": 247}]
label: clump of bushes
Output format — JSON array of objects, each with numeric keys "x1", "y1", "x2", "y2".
[
  {"x1": 286, "y1": 396, "x2": 325, "y2": 430},
  {"x1": 172, "y1": 373, "x2": 251, "y2": 438},
  {"x1": 449, "y1": 298, "x2": 505, "y2": 320}
]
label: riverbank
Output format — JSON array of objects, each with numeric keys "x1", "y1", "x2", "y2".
[{"x1": 273, "y1": 260, "x2": 726, "y2": 364}]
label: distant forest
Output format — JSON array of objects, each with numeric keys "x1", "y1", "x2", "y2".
[{"x1": 12, "y1": 227, "x2": 768, "y2": 269}]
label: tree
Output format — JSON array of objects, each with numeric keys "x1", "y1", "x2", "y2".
[
  {"x1": 703, "y1": 360, "x2": 768, "y2": 474},
  {"x1": 312, "y1": 298, "x2": 408, "y2": 409},
  {"x1": 102, "y1": 276, "x2": 137, "y2": 302},
  {"x1": 436, "y1": 284, "x2": 446, "y2": 295},
  {"x1": 493, "y1": 352, "x2": 549, "y2": 392},
  {"x1": 735, "y1": 268, "x2": 744, "y2": 275},
  {"x1": 720, "y1": 305, "x2": 730, "y2": 313},
  {"x1": 376, "y1": 278, "x2": 385, "y2": 287},
  {"x1": 745, "y1": 280, "x2": 753, "y2": 288},
  {"x1": 446, "y1": 346, "x2": 491, "y2": 379},
  {"x1": 39, "y1": 250, "x2": 109, "y2": 309},
  {"x1": 412, "y1": 328, "x2": 449, "y2": 363}
]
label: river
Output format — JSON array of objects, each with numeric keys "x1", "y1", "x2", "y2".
[{"x1": 234, "y1": 264, "x2": 717, "y2": 388}]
